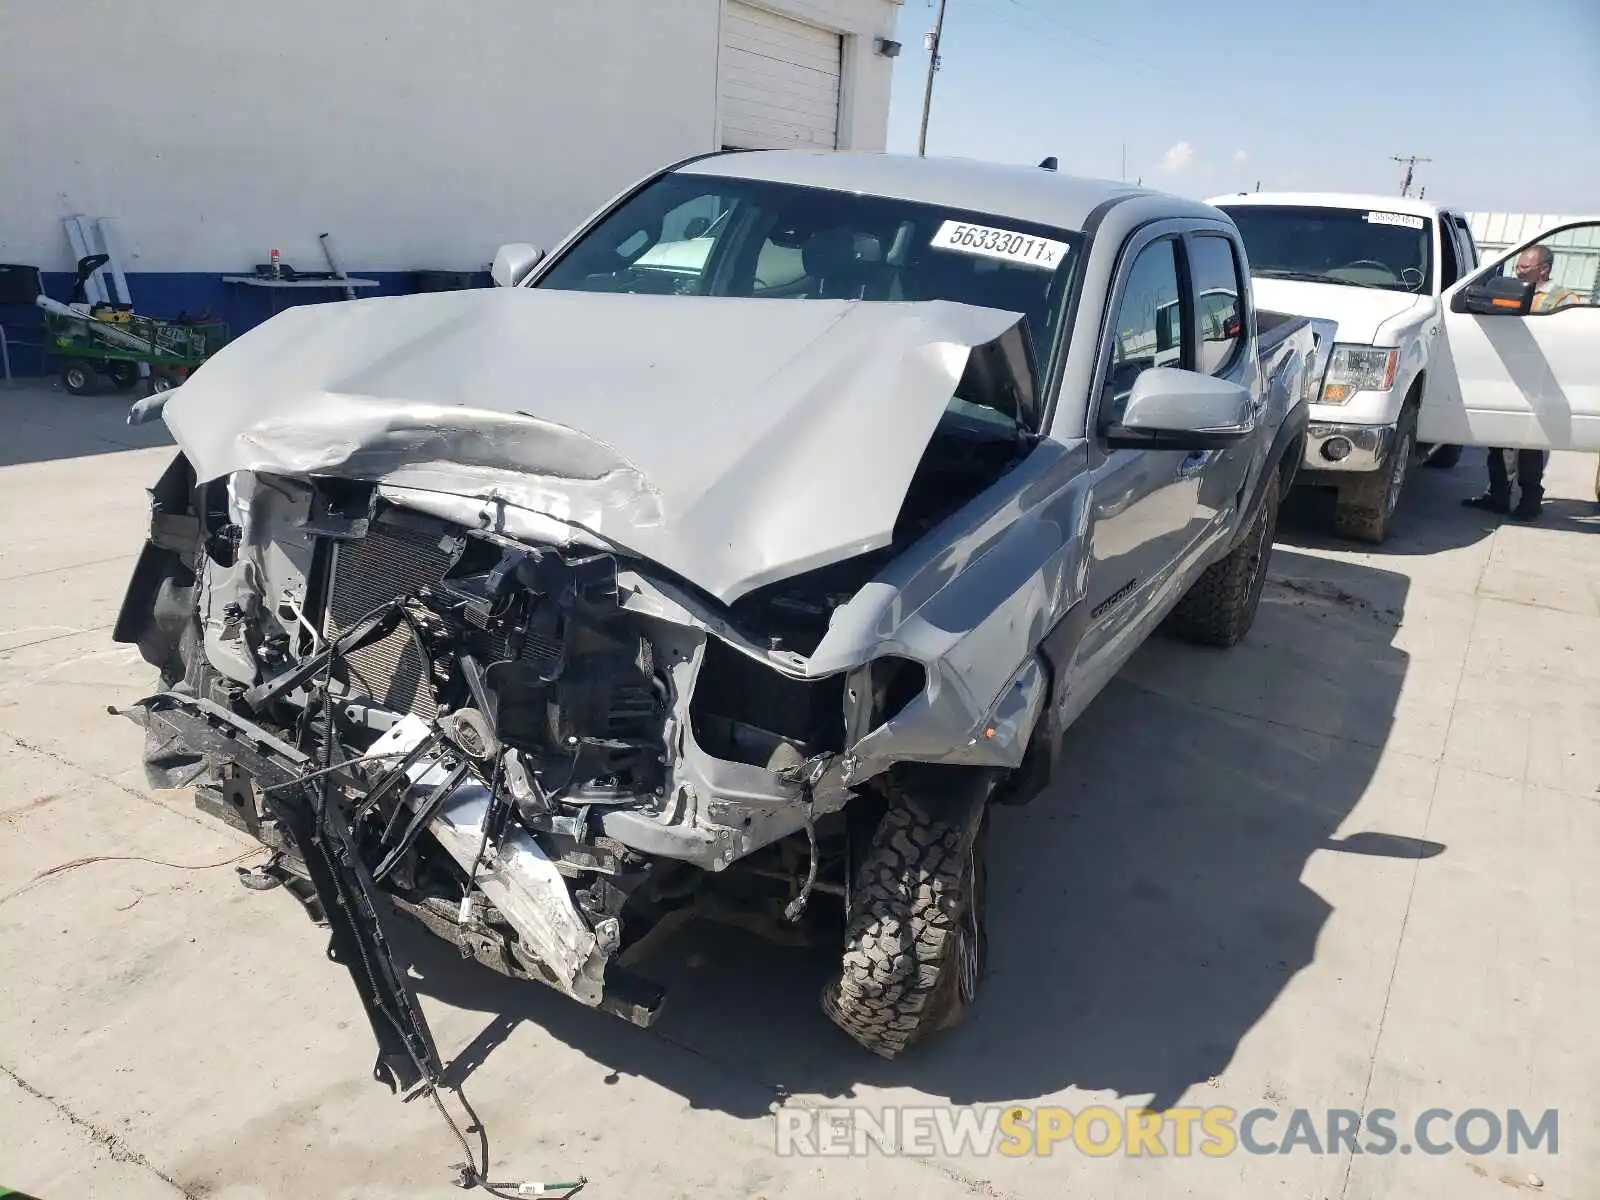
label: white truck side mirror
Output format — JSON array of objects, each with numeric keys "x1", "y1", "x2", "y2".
[{"x1": 491, "y1": 243, "x2": 545, "y2": 288}]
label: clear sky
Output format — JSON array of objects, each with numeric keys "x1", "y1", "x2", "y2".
[{"x1": 884, "y1": 0, "x2": 1599, "y2": 213}]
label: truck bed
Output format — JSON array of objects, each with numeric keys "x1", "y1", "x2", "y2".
[{"x1": 1259, "y1": 307, "x2": 1337, "y2": 400}]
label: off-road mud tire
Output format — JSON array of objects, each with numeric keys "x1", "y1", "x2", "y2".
[
  {"x1": 1168, "y1": 466, "x2": 1279, "y2": 648},
  {"x1": 820, "y1": 786, "x2": 988, "y2": 1059}
]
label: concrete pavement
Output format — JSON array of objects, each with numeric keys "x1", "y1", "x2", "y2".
[{"x1": 0, "y1": 382, "x2": 1595, "y2": 1199}]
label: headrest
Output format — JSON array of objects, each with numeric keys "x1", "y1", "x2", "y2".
[{"x1": 802, "y1": 228, "x2": 883, "y2": 279}]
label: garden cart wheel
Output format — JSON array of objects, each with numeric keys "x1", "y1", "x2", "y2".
[{"x1": 60, "y1": 359, "x2": 100, "y2": 395}]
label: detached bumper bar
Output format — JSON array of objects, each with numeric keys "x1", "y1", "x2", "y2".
[{"x1": 114, "y1": 691, "x2": 443, "y2": 1094}]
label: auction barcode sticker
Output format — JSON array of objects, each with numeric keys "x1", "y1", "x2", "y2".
[
  {"x1": 930, "y1": 220, "x2": 1071, "y2": 270},
  {"x1": 1363, "y1": 211, "x2": 1425, "y2": 230}
]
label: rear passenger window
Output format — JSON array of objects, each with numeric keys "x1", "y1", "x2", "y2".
[
  {"x1": 1188, "y1": 234, "x2": 1244, "y2": 374},
  {"x1": 1105, "y1": 236, "x2": 1186, "y2": 419}
]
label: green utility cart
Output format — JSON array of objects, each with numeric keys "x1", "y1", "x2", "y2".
[{"x1": 42, "y1": 306, "x2": 231, "y2": 395}]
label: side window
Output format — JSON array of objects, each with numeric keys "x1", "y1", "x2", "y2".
[
  {"x1": 1437, "y1": 220, "x2": 1462, "y2": 290},
  {"x1": 1104, "y1": 236, "x2": 1187, "y2": 422},
  {"x1": 1492, "y1": 223, "x2": 1600, "y2": 314},
  {"x1": 1187, "y1": 234, "x2": 1244, "y2": 374},
  {"x1": 1453, "y1": 217, "x2": 1479, "y2": 269}
]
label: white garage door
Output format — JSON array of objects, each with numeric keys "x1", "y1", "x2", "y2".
[{"x1": 719, "y1": 2, "x2": 842, "y2": 150}]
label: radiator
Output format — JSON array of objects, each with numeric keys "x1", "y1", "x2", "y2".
[
  {"x1": 325, "y1": 518, "x2": 453, "y2": 721},
  {"x1": 323, "y1": 515, "x2": 562, "y2": 722}
]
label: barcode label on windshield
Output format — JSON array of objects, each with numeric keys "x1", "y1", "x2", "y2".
[
  {"x1": 930, "y1": 221, "x2": 1070, "y2": 270},
  {"x1": 1364, "y1": 211, "x2": 1425, "y2": 230}
]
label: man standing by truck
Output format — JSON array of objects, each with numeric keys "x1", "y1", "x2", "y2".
[{"x1": 1460, "y1": 244, "x2": 1580, "y2": 521}]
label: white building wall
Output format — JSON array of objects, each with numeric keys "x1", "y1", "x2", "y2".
[{"x1": 0, "y1": 0, "x2": 901, "y2": 276}]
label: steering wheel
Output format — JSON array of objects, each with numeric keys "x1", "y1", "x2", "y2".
[{"x1": 1339, "y1": 259, "x2": 1392, "y2": 272}]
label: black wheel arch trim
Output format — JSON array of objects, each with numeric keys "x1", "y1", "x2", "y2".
[
  {"x1": 1229, "y1": 401, "x2": 1307, "y2": 554},
  {"x1": 990, "y1": 595, "x2": 1093, "y2": 807}
]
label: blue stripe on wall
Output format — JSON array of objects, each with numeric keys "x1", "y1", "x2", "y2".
[{"x1": 0, "y1": 269, "x2": 489, "y2": 380}]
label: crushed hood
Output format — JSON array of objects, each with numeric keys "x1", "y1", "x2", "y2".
[
  {"x1": 159, "y1": 288, "x2": 1027, "y2": 604},
  {"x1": 1249, "y1": 279, "x2": 1428, "y2": 345}
]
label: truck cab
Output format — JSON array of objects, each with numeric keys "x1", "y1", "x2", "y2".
[{"x1": 1207, "y1": 191, "x2": 1478, "y2": 541}]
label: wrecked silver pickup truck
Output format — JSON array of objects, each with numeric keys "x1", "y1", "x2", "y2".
[{"x1": 113, "y1": 151, "x2": 1319, "y2": 1084}]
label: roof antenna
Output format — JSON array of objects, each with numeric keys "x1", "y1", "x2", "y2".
[{"x1": 1038, "y1": 156, "x2": 1058, "y2": 171}]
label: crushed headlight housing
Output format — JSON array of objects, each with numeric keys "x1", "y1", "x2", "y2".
[{"x1": 1321, "y1": 345, "x2": 1399, "y2": 405}]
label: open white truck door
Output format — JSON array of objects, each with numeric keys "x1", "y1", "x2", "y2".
[{"x1": 1418, "y1": 216, "x2": 1600, "y2": 453}]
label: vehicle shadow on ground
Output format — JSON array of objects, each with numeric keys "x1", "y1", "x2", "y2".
[
  {"x1": 1522, "y1": 498, "x2": 1600, "y2": 533},
  {"x1": 1276, "y1": 459, "x2": 1502, "y2": 554},
  {"x1": 0, "y1": 386, "x2": 173, "y2": 468},
  {"x1": 403, "y1": 547, "x2": 1431, "y2": 1120},
  {"x1": 1279, "y1": 454, "x2": 1600, "y2": 552}
]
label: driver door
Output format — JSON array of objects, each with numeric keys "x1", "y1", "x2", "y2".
[
  {"x1": 1419, "y1": 218, "x2": 1600, "y2": 452},
  {"x1": 1067, "y1": 228, "x2": 1203, "y2": 697}
]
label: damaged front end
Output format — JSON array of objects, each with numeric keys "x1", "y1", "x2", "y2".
[
  {"x1": 111, "y1": 464, "x2": 1041, "y2": 1070},
  {"x1": 110, "y1": 292, "x2": 1071, "y2": 1068}
]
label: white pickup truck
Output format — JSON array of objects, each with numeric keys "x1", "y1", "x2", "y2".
[
  {"x1": 1212, "y1": 191, "x2": 1600, "y2": 534},
  {"x1": 1205, "y1": 192, "x2": 1484, "y2": 540}
]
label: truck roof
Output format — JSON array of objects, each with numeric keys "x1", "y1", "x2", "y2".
[
  {"x1": 1206, "y1": 191, "x2": 1455, "y2": 218},
  {"x1": 679, "y1": 149, "x2": 1223, "y2": 233}
]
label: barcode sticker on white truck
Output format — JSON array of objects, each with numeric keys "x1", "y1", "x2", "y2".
[
  {"x1": 930, "y1": 220, "x2": 1071, "y2": 270},
  {"x1": 1363, "y1": 211, "x2": 1425, "y2": 230}
]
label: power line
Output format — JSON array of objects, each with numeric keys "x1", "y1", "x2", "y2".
[{"x1": 1002, "y1": 0, "x2": 1117, "y2": 50}]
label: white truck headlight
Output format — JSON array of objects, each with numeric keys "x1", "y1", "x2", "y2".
[{"x1": 1322, "y1": 345, "x2": 1399, "y2": 405}]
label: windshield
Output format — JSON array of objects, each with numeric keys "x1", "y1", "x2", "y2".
[
  {"x1": 533, "y1": 171, "x2": 1083, "y2": 395},
  {"x1": 1219, "y1": 204, "x2": 1434, "y2": 295}
]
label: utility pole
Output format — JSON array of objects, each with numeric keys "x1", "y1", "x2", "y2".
[
  {"x1": 1121, "y1": 143, "x2": 1126, "y2": 181},
  {"x1": 1392, "y1": 154, "x2": 1431, "y2": 197},
  {"x1": 916, "y1": 0, "x2": 948, "y2": 157}
]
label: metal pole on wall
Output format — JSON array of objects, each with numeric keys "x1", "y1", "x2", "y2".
[{"x1": 917, "y1": 0, "x2": 949, "y2": 157}]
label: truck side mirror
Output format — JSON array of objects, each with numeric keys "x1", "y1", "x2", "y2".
[
  {"x1": 1452, "y1": 274, "x2": 1532, "y2": 316},
  {"x1": 491, "y1": 242, "x2": 545, "y2": 288},
  {"x1": 1104, "y1": 368, "x2": 1255, "y2": 451}
]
